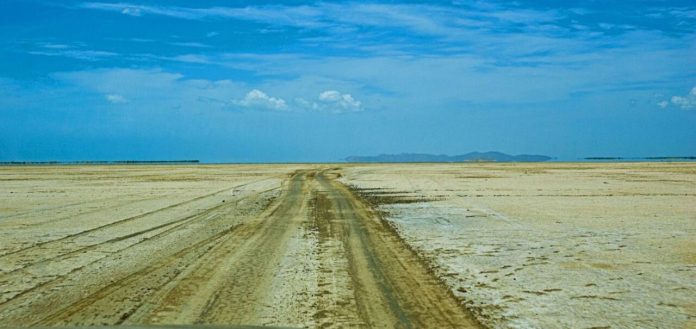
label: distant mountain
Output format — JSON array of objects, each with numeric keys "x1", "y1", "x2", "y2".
[{"x1": 345, "y1": 152, "x2": 551, "y2": 163}]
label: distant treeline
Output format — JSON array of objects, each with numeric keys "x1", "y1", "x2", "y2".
[{"x1": 0, "y1": 160, "x2": 200, "y2": 165}]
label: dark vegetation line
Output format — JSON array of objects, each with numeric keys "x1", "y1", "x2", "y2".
[
  {"x1": 0, "y1": 160, "x2": 200, "y2": 165},
  {"x1": 3, "y1": 156, "x2": 695, "y2": 165}
]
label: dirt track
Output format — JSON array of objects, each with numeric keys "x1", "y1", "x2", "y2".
[{"x1": 0, "y1": 168, "x2": 479, "y2": 328}]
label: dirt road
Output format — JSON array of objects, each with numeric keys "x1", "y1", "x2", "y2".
[{"x1": 0, "y1": 169, "x2": 479, "y2": 328}]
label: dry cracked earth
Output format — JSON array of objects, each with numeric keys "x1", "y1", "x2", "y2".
[{"x1": 0, "y1": 163, "x2": 694, "y2": 328}]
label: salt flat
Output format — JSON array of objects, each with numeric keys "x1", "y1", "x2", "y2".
[
  {"x1": 341, "y1": 162, "x2": 696, "y2": 328},
  {"x1": 0, "y1": 163, "x2": 694, "y2": 328}
]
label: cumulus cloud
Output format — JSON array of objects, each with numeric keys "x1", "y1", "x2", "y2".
[
  {"x1": 105, "y1": 94, "x2": 128, "y2": 104},
  {"x1": 235, "y1": 89, "x2": 287, "y2": 110},
  {"x1": 306, "y1": 90, "x2": 363, "y2": 112},
  {"x1": 671, "y1": 87, "x2": 696, "y2": 109},
  {"x1": 660, "y1": 86, "x2": 696, "y2": 110}
]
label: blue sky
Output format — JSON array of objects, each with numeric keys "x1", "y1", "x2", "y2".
[{"x1": 0, "y1": 0, "x2": 695, "y2": 162}]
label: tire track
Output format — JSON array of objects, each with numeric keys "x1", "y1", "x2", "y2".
[
  {"x1": 193, "y1": 171, "x2": 310, "y2": 325},
  {"x1": 10, "y1": 193, "x2": 165, "y2": 227},
  {"x1": 31, "y1": 225, "x2": 240, "y2": 326},
  {"x1": 0, "y1": 169, "x2": 482, "y2": 328},
  {"x1": 0, "y1": 177, "x2": 286, "y2": 326},
  {"x1": 0, "y1": 190, "x2": 159, "y2": 222},
  {"x1": 0, "y1": 186, "x2": 280, "y2": 307},
  {"x1": 0, "y1": 185, "x2": 279, "y2": 274},
  {"x1": 315, "y1": 171, "x2": 481, "y2": 328},
  {"x1": 311, "y1": 190, "x2": 363, "y2": 328},
  {"x1": 131, "y1": 192, "x2": 292, "y2": 324},
  {"x1": 25, "y1": 172, "x2": 303, "y2": 327},
  {"x1": 0, "y1": 176, "x2": 280, "y2": 259}
]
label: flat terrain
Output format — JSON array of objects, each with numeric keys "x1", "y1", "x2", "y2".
[
  {"x1": 341, "y1": 163, "x2": 696, "y2": 329},
  {"x1": 0, "y1": 163, "x2": 694, "y2": 328},
  {"x1": 0, "y1": 165, "x2": 477, "y2": 328}
]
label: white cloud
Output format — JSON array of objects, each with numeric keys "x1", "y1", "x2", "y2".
[
  {"x1": 28, "y1": 49, "x2": 117, "y2": 61},
  {"x1": 55, "y1": 69, "x2": 364, "y2": 114},
  {"x1": 121, "y1": 7, "x2": 142, "y2": 16},
  {"x1": 661, "y1": 86, "x2": 696, "y2": 110},
  {"x1": 168, "y1": 41, "x2": 210, "y2": 48},
  {"x1": 80, "y1": 2, "x2": 324, "y2": 27},
  {"x1": 40, "y1": 43, "x2": 71, "y2": 49},
  {"x1": 82, "y1": 3, "x2": 186, "y2": 18},
  {"x1": 212, "y1": 28, "x2": 696, "y2": 106},
  {"x1": 105, "y1": 94, "x2": 128, "y2": 104},
  {"x1": 669, "y1": 8, "x2": 696, "y2": 19},
  {"x1": 235, "y1": 89, "x2": 287, "y2": 110},
  {"x1": 55, "y1": 68, "x2": 184, "y2": 94},
  {"x1": 54, "y1": 68, "x2": 248, "y2": 112},
  {"x1": 671, "y1": 86, "x2": 696, "y2": 109},
  {"x1": 79, "y1": 2, "x2": 562, "y2": 37},
  {"x1": 171, "y1": 54, "x2": 210, "y2": 64},
  {"x1": 28, "y1": 42, "x2": 117, "y2": 61},
  {"x1": 301, "y1": 90, "x2": 363, "y2": 113}
]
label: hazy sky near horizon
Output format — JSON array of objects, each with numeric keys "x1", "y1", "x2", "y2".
[{"x1": 1, "y1": 0, "x2": 695, "y2": 162}]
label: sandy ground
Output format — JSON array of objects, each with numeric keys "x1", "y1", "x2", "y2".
[
  {"x1": 0, "y1": 165, "x2": 478, "y2": 328},
  {"x1": 1, "y1": 163, "x2": 694, "y2": 328},
  {"x1": 339, "y1": 163, "x2": 696, "y2": 329}
]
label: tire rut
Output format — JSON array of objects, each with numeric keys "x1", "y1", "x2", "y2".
[
  {"x1": 0, "y1": 169, "x2": 482, "y2": 328},
  {"x1": 315, "y1": 171, "x2": 481, "y2": 328},
  {"x1": 32, "y1": 226, "x2": 239, "y2": 326},
  {"x1": 0, "y1": 186, "x2": 279, "y2": 308},
  {"x1": 194, "y1": 171, "x2": 311, "y2": 325},
  {"x1": 0, "y1": 176, "x2": 280, "y2": 258}
]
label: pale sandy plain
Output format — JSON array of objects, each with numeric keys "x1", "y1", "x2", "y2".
[{"x1": 0, "y1": 163, "x2": 694, "y2": 328}]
